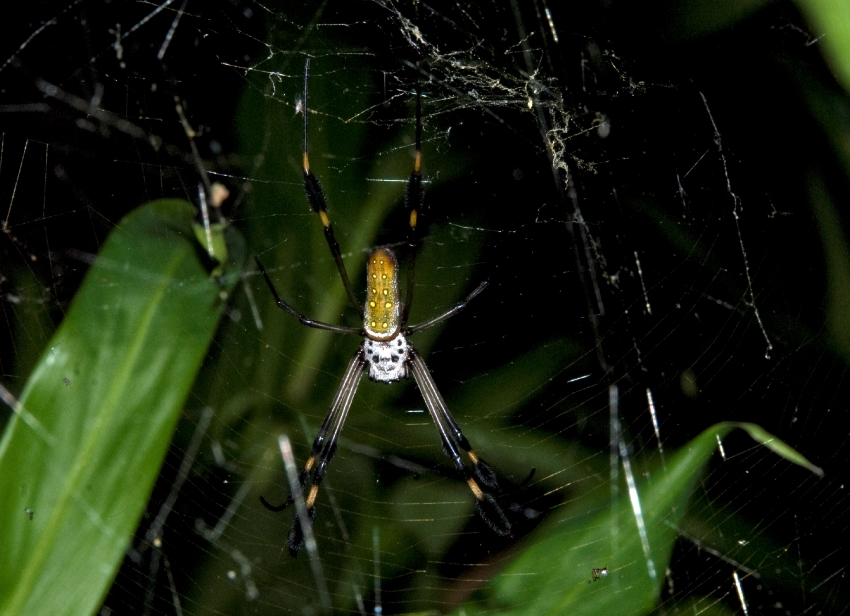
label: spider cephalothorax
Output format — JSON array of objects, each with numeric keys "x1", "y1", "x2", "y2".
[{"x1": 364, "y1": 334, "x2": 410, "y2": 382}]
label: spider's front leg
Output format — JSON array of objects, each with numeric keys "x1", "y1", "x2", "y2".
[{"x1": 261, "y1": 348, "x2": 366, "y2": 556}]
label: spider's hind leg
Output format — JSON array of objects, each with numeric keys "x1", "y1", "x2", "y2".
[
  {"x1": 455, "y1": 432, "x2": 500, "y2": 492},
  {"x1": 286, "y1": 446, "x2": 338, "y2": 554},
  {"x1": 285, "y1": 439, "x2": 344, "y2": 554},
  {"x1": 259, "y1": 458, "x2": 314, "y2": 512},
  {"x1": 287, "y1": 503, "x2": 318, "y2": 556},
  {"x1": 466, "y1": 475, "x2": 512, "y2": 537}
]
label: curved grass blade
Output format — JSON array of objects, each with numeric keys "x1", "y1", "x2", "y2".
[
  {"x1": 0, "y1": 199, "x2": 244, "y2": 615},
  {"x1": 454, "y1": 421, "x2": 822, "y2": 615}
]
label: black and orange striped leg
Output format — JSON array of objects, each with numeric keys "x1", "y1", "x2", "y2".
[
  {"x1": 260, "y1": 348, "x2": 366, "y2": 555},
  {"x1": 408, "y1": 347, "x2": 501, "y2": 492},
  {"x1": 402, "y1": 73, "x2": 424, "y2": 326},
  {"x1": 408, "y1": 348, "x2": 510, "y2": 536},
  {"x1": 299, "y1": 57, "x2": 362, "y2": 315}
]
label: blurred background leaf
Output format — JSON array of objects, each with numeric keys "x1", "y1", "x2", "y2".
[{"x1": 0, "y1": 199, "x2": 244, "y2": 615}]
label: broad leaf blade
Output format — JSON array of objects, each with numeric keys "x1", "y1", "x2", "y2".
[{"x1": 0, "y1": 199, "x2": 243, "y2": 615}]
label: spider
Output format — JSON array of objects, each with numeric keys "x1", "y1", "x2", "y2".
[
  {"x1": 255, "y1": 59, "x2": 511, "y2": 555},
  {"x1": 589, "y1": 567, "x2": 608, "y2": 583}
]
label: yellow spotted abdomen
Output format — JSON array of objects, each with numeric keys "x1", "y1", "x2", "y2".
[{"x1": 364, "y1": 247, "x2": 401, "y2": 340}]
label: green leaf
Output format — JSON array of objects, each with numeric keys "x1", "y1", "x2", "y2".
[
  {"x1": 797, "y1": 0, "x2": 850, "y2": 94},
  {"x1": 193, "y1": 218, "x2": 229, "y2": 278},
  {"x1": 737, "y1": 422, "x2": 824, "y2": 477},
  {"x1": 453, "y1": 421, "x2": 822, "y2": 615},
  {"x1": 0, "y1": 199, "x2": 244, "y2": 616}
]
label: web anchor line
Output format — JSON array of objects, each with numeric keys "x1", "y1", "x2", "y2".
[{"x1": 700, "y1": 92, "x2": 773, "y2": 360}]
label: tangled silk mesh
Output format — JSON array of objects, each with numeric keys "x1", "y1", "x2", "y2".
[{"x1": 0, "y1": 1, "x2": 846, "y2": 614}]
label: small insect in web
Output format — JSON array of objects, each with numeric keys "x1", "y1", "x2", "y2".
[
  {"x1": 588, "y1": 566, "x2": 608, "y2": 583},
  {"x1": 255, "y1": 59, "x2": 511, "y2": 555}
]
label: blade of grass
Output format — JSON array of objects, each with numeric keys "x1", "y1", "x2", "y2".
[
  {"x1": 0, "y1": 198, "x2": 243, "y2": 615},
  {"x1": 454, "y1": 421, "x2": 822, "y2": 615}
]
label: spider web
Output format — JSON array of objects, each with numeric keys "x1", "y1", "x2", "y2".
[{"x1": 0, "y1": 1, "x2": 845, "y2": 614}]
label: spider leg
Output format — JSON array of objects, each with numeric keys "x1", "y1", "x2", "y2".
[
  {"x1": 407, "y1": 347, "x2": 500, "y2": 490},
  {"x1": 299, "y1": 58, "x2": 362, "y2": 315},
  {"x1": 403, "y1": 280, "x2": 488, "y2": 335},
  {"x1": 254, "y1": 256, "x2": 363, "y2": 335},
  {"x1": 402, "y1": 71, "x2": 423, "y2": 326},
  {"x1": 261, "y1": 347, "x2": 366, "y2": 556},
  {"x1": 408, "y1": 348, "x2": 510, "y2": 536}
]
